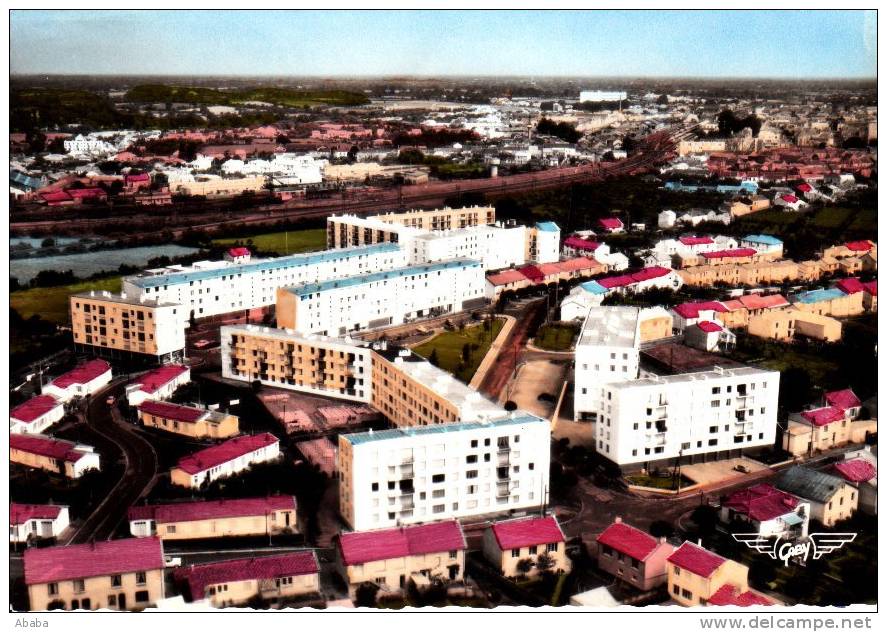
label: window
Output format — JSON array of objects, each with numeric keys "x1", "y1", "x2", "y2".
[
  {"x1": 470, "y1": 439, "x2": 478, "y2": 448},
  {"x1": 449, "y1": 550, "x2": 458, "y2": 559},
  {"x1": 674, "y1": 567, "x2": 680, "y2": 576},
  {"x1": 371, "y1": 482, "x2": 379, "y2": 491},
  {"x1": 432, "y1": 504, "x2": 445, "y2": 514},
  {"x1": 166, "y1": 525, "x2": 176, "y2": 534},
  {"x1": 111, "y1": 575, "x2": 122, "y2": 587},
  {"x1": 74, "y1": 579, "x2": 85, "y2": 593},
  {"x1": 432, "y1": 474, "x2": 445, "y2": 483},
  {"x1": 466, "y1": 455, "x2": 477, "y2": 464},
  {"x1": 466, "y1": 470, "x2": 478, "y2": 479},
  {"x1": 682, "y1": 588, "x2": 692, "y2": 600},
  {"x1": 136, "y1": 571, "x2": 147, "y2": 585},
  {"x1": 673, "y1": 585, "x2": 680, "y2": 595},
  {"x1": 48, "y1": 583, "x2": 59, "y2": 596},
  {"x1": 546, "y1": 542, "x2": 558, "y2": 553},
  {"x1": 529, "y1": 545, "x2": 538, "y2": 555},
  {"x1": 135, "y1": 590, "x2": 150, "y2": 603},
  {"x1": 108, "y1": 594, "x2": 117, "y2": 607},
  {"x1": 511, "y1": 549, "x2": 520, "y2": 558}
]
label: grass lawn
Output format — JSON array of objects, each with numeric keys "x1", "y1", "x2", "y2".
[
  {"x1": 11, "y1": 276, "x2": 122, "y2": 324},
  {"x1": 810, "y1": 206, "x2": 854, "y2": 229},
  {"x1": 625, "y1": 473, "x2": 693, "y2": 490},
  {"x1": 847, "y1": 208, "x2": 877, "y2": 232},
  {"x1": 534, "y1": 323, "x2": 578, "y2": 351},
  {"x1": 412, "y1": 318, "x2": 505, "y2": 383},
  {"x1": 213, "y1": 228, "x2": 326, "y2": 256},
  {"x1": 753, "y1": 348, "x2": 838, "y2": 385}
]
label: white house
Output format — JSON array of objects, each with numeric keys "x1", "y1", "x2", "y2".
[
  {"x1": 773, "y1": 194, "x2": 807, "y2": 212},
  {"x1": 125, "y1": 365, "x2": 191, "y2": 408},
  {"x1": 720, "y1": 484, "x2": 809, "y2": 540},
  {"x1": 171, "y1": 432, "x2": 280, "y2": 488},
  {"x1": 42, "y1": 359, "x2": 112, "y2": 403},
  {"x1": 10, "y1": 395, "x2": 66, "y2": 435},
  {"x1": 10, "y1": 503, "x2": 71, "y2": 543}
]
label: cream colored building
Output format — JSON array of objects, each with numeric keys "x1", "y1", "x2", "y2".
[
  {"x1": 327, "y1": 205, "x2": 495, "y2": 248},
  {"x1": 70, "y1": 291, "x2": 187, "y2": 363},
  {"x1": 170, "y1": 432, "x2": 280, "y2": 489},
  {"x1": 667, "y1": 542, "x2": 772, "y2": 607},
  {"x1": 792, "y1": 288, "x2": 865, "y2": 318},
  {"x1": 336, "y1": 520, "x2": 467, "y2": 597},
  {"x1": 10, "y1": 434, "x2": 101, "y2": 479},
  {"x1": 175, "y1": 551, "x2": 319, "y2": 607},
  {"x1": 482, "y1": 515, "x2": 571, "y2": 579},
  {"x1": 776, "y1": 466, "x2": 858, "y2": 527},
  {"x1": 178, "y1": 175, "x2": 266, "y2": 197},
  {"x1": 748, "y1": 308, "x2": 842, "y2": 342},
  {"x1": 25, "y1": 537, "x2": 165, "y2": 611},
  {"x1": 138, "y1": 400, "x2": 239, "y2": 439}
]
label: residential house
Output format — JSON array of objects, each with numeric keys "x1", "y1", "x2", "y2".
[
  {"x1": 10, "y1": 434, "x2": 101, "y2": 479},
  {"x1": 10, "y1": 395, "x2": 66, "y2": 435},
  {"x1": 832, "y1": 448, "x2": 877, "y2": 515},
  {"x1": 125, "y1": 364, "x2": 191, "y2": 407},
  {"x1": 170, "y1": 432, "x2": 280, "y2": 489},
  {"x1": 720, "y1": 484, "x2": 809, "y2": 540},
  {"x1": 596, "y1": 517, "x2": 675, "y2": 591},
  {"x1": 666, "y1": 542, "x2": 773, "y2": 607},
  {"x1": 776, "y1": 466, "x2": 858, "y2": 527},
  {"x1": 482, "y1": 515, "x2": 571, "y2": 579},
  {"x1": 10, "y1": 503, "x2": 70, "y2": 544},
  {"x1": 138, "y1": 400, "x2": 239, "y2": 439},
  {"x1": 42, "y1": 359, "x2": 112, "y2": 403}
]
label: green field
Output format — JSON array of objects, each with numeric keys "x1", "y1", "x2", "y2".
[
  {"x1": 534, "y1": 323, "x2": 578, "y2": 351},
  {"x1": 625, "y1": 473, "x2": 693, "y2": 490},
  {"x1": 810, "y1": 206, "x2": 855, "y2": 229},
  {"x1": 11, "y1": 276, "x2": 122, "y2": 324},
  {"x1": 412, "y1": 319, "x2": 505, "y2": 383},
  {"x1": 213, "y1": 229, "x2": 327, "y2": 255}
]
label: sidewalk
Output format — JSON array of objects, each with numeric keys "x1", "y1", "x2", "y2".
[{"x1": 468, "y1": 315, "x2": 517, "y2": 390}]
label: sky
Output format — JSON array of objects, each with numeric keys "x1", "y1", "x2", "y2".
[{"x1": 10, "y1": 9, "x2": 877, "y2": 78}]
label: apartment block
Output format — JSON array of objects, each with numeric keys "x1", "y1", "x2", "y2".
[
  {"x1": 748, "y1": 308, "x2": 842, "y2": 342},
  {"x1": 792, "y1": 287, "x2": 866, "y2": 318},
  {"x1": 338, "y1": 413, "x2": 551, "y2": 531},
  {"x1": 70, "y1": 291, "x2": 187, "y2": 363},
  {"x1": 336, "y1": 520, "x2": 467, "y2": 596},
  {"x1": 138, "y1": 400, "x2": 240, "y2": 439},
  {"x1": 10, "y1": 434, "x2": 101, "y2": 479},
  {"x1": 221, "y1": 325, "x2": 373, "y2": 403},
  {"x1": 170, "y1": 432, "x2": 280, "y2": 489},
  {"x1": 276, "y1": 259, "x2": 486, "y2": 336},
  {"x1": 327, "y1": 206, "x2": 496, "y2": 248},
  {"x1": 122, "y1": 242, "x2": 408, "y2": 320},
  {"x1": 482, "y1": 515, "x2": 571, "y2": 579},
  {"x1": 24, "y1": 537, "x2": 165, "y2": 611},
  {"x1": 129, "y1": 495, "x2": 297, "y2": 540}
]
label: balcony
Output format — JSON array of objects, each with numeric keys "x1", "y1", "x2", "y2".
[{"x1": 497, "y1": 452, "x2": 510, "y2": 466}]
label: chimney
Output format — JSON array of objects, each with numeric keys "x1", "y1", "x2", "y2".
[{"x1": 614, "y1": 516, "x2": 622, "y2": 524}]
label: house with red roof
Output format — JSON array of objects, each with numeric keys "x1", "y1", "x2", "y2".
[
  {"x1": 42, "y1": 359, "x2": 112, "y2": 403},
  {"x1": 667, "y1": 542, "x2": 774, "y2": 607},
  {"x1": 670, "y1": 301, "x2": 729, "y2": 331},
  {"x1": 783, "y1": 389, "x2": 872, "y2": 457},
  {"x1": 596, "y1": 517, "x2": 675, "y2": 591},
  {"x1": 832, "y1": 447, "x2": 877, "y2": 515},
  {"x1": 170, "y1": 432, "x2": 280, "y2": 489},
  {"x1": 335, "y1": 520, "x2": 467, "y2": 597},
  {"x1": 10, "y1": 394, "x2": 65, "y2": 435},
  {"x1": 24, "y1": 537, "x2": 165, "y2": 611},
  {"x1": 684, "y1": 319, "x2": 737, "y2": 353},
  {"x1": 10, "y1": 502, "x2": 70, "y2": 544},
  {"x1": 598, "y1": 217, "x2": 624, "y2": 233},
  {"x1": 482, "y1": 515, "x2": 570, "y2": 579},
  {"x1": 224, "y1": 246, "x2": 252, "y2": 263},
  {"x1": 773, "y1": 193, "x2": 807, "y2": 211},
  {"x1": 823, "y1": 388, "x2": 862, "y2": 418},
  {"x1": 137, "y1": 400, "x2": 240, "y2": 440},
  {"x1": 174, "y1": 551, "x2": 318, "y2": 607},
  {"x1": 720, "y1": 484, "x2": 809, "y2": 540},
  {"x1": 128, "y1": 495, "x2": 297, "y2": 540},
  {"x1": 125, "y1": 364, "x2": 191, "y2": 407},
  {"x1": 10, "y1": 433, "x2": 101, "y2": 479},
  {"x1": 862, "y1": 280, "x2": 877, "y2": 312}
]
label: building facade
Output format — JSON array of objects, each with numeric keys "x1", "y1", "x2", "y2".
[
  {"x1": 482, "y1": 515, "x2": 571, "y2": 579},
  {"x1": 10, "y1": 434, "x2": 101, "y2": 479},
  {"x1": 170, "y1": 433, "x2": 281, "y2": 489},
  {"x1": 138, "y1": 400, "x2": 240, "y2": 439},
  {"x1": 10, "y1": 503, "x2": 70, "y2": 544}
]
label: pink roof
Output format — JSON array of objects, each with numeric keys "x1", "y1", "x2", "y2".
[
  {"x1": 24, "y1": 537, "x2": 164, "y2": 585},
  {"x1": 10, "y1": 434, "x2": 87, "y2": 463},
  {"x1": 138, "y1": 400, "x2": 207, "y2": 423},
  {"x1": 673, "y1": 301, "x2": 727, "y2": 319},
  {"x1": 11, "y1": 503, "x2": 63, "y2": 525},
  {"x1": 487, "y1": 269, "x2": 529, "y2": 286},
  {"x1": 800, "y1": 406, "x2": 846, "y2": 427},
  {"x1": 780, "y1": 194, "x2": 799, "y2": 203},
  {"x1": 845, "y1": 240, "x2": 873, "y2": 252},
  {"x1": 175, "y1": 551, "x2": 317, "y2": 599},
  {"x1": 518, "y1": 265, "x2": 545, "y2": 282},
  {"x1": 175, "y1": 432, "x2": 278, "y2": 474},
  {"x1": 128, "y1": 495, "x2": 294, "y2": 524},
  {"x1": 40, "y1": 191, "x2": 72, "y2": 202},
  {"x1": 537, "y1": 263, "x2": 562, "y2": 276},
  {"x1": 48, "y1": 359, "x2": 111, "y2": 389},
  {"x1": 738, "y1": 294, "x2": 789, "y2": 310},
  {"x1": 124, "y1": 173, "x2": 151, "y2": 183},
  {"x1": 598, "y1": 217, "x2": 623, "y2": 230},
  {"x1": 679, "y1": 236, "x2": 715, "y2": 246},
  {"x1": 832, "y1": 459, "x2": 876, "y2": 483},
  {"x1": 697, "y1": 321, "x2": 723, "y2": 333},
  {"x1": 67, "y1": 187, "x2": 106, "y2": 199},
  {"x1": 702, "y1": 248, "x2": 758, "y2": 260},
  {"x1": 597, "y1": 521, "x2": 659, "y2": 561},
  {"x1": 338, "y1": 520, "x2": 465, "y2": 566},
  {"x1": 863, "y1": 281, "x2": 877, "y2": 296},
  {"x1": 564, "y1": 235, "x2": 601, "y2": 251},
  {"x1": 555, "y1": 257, "x2": 601, "y2": 273},
  {"x1": 630, "y1": 266, "x2": 671, "y2": 282},
  {"x1": 708, "y1": 584, "x2": 775, "y2": 607},
  {"x1": 490, "y1": 516, "x2": 565, "y2": 550},
  {"x1": 133, "y1": 364, "x2": 189, "y2": 394},
  {"x1": 723, "y1": 484, "x2": 799, "y2": 522},
  {"x1": 796, "y1": 183, "x2": 813, "y2": 192},
  {"x1": 597, "y1": 274, "x2": 634, "y2": 289},
  {"x1": 836, "y1": 278, "x2": 865, "y2": 295},
  {"x1": 227, "y1": 247, "x2": 250, "y2": 257},
  {"x1": 667, "y1": 542, "x2": 726, "y2": 578},
  {"x1": 10, "y1": 395, "x2": 62, "y2": 423},
  {"x1": 824, "y1": 388, "x2": 861, "y2": 410}
]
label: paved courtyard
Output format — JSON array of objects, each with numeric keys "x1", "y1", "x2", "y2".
[{"x1": 680, "y1": 457, "x2": 770, "y2": 486}]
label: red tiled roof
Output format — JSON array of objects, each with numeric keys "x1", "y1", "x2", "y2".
[
  {"x1": 796, "y1": 183, "x2": 812, "y2": 192},
  {"x1": 490, "y1": 516, "x2": 565, "y2": 550},
  {"x1": 67, "y1": 187, "x2": 106, "y2": 199},
  {"x1": 10, "y1": 395, "x2": 62, "y2": 423},
  {"x1": 824, "y1": 388, "x2": 861, "y2": 411},
  {"x1": 800, "y1": 406, "x2": 846, "y2": 427},
  {"x1": 338, "y1": 520, "x2": 465, "y2": 566},
  {"x1": 518, "y1": 264, "x2": 545, "y2": 282},
  {"x1": 599, "y1": 217, "x2": 623, "y2": 230},
  {"x1": 133, "y1": 364, "x2": 189, "y2": 394},
  {"x1": 11, "y1": 503, "x2": 63, "y2": 525},
  {"x1": 48, "y1": 359, "x2": 111, "y2": 389},
  {"x1": 10, "y1": 434, "x2": 87, "y2": 463},
  {"x1": 673, "y1": 301, "x2": 727, "y2": 319},
  {"x1": 667, "y1": 542, "x2": 726, "y2": 578},
  {"x1": 630, "y1": 266, "x2": 671, "y2": 282},
  {"x1": 780, "y1": 194, "x2": 799, "y2": 203},
  {"x1": 555, "y1": 257, "x2": 601, "y2": 273},
  {"x1": 597, "y1": 274, "x2": 634, "y2": 289},
  {"x1": 175, "y1": 551, "x2": 317, "y2": 600},
  {"x1": 832, "y1": 459, "x2": 876, "y2": 483},
  {"x1": 836, "y1": 278, "x2": 866, "y2": 295},
  {"x1": 138, "y1": 400, "x2": 207, "y2": 423},
  {"x1": 723, "y1": 484, "x2": 799, "y2": 522},
  {"x1": 863, "y1": 281, "x2": 877, "y2": 296},
  {"x1": 128, "y1": 495, "x2": 295, "y2": 524},
  {"x1": 738, "y1": 294, "x2": 789, "y2": 310},
  {"x1": 708, "y1": 584, "x2": 775, "y2": 607},
  {"x1": 845, "y1": 240, "x2": 873, "y2": 252},
  {"x1": 24, "y1": 537, "x2": 164, "y2": 585},
  {"x1": 702, "y1": 248, "x2": 757, "y2": 260},
  {"x1": 227, "y1": 247, "x2": 250, "y2": 257},
  {"x1": 679, "y1": 236, "x2": 715, "y2": 246},
  {"x1": 697, "y1": 321, "x2": 723, "y2": 333},
  {"x1": 40, "y1": 191, "x2": 72, "y2": 202},
  {"x1": 597, "y1": 521, "x2": 659, "y2": 561},
  {"x1": 487, "y1": 269, "x2": 529, "y2": 286},
  {"x1": 537, "y1": 263, "x2": 561, "y2": 276},
  {"x1": 564, "y1": 236, "x2": 601, "y2": 251},
  {"x1": 175, "y1": 432, "x2": 278, "y2": 474},
  {"x1": 125, "y1": 173, "x2": 151, "y2": 183}
]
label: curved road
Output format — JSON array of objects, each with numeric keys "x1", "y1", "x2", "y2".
[{"x1": 65, "y1": 379, "x2": 159, "y2": 544}]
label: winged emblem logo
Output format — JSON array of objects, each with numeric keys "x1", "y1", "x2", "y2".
[{"x1": 732, "y1": 532, "x2": 856, "y2": 566}]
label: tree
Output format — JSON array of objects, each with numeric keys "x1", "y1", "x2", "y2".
[
  {"x1": 354, "y1": 582, "x2": 380, "y2": 608},
  {"x1": 690, "y1": 505, "x2": 719, "y2": 541},
  {"x1": 535, "y1": 553, "x2": 556, "y2": 574},
  {"x1": 428, "y1": 349, "x2": 440, "y2": 367},
  {"x1": 461, "y1": 343, "x2": 471, "y2": 362},
  {"x1": 516, "y1": 558, "x2": 535, "y2": 575},
  {"x1": 649, "y1": 520, "x2": 675, "y2": 539},
  {"x1": 41, "y1": 237, "x2": 56, "y2": 248},
  {"x1": 503, "y1": 400, "x2": 518, "y2": 412}
]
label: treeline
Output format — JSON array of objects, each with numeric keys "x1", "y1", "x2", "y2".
[
  {"x1": 124, "y1": 84, "x2": 370, "y2": 107},
  {"x1": 536, "y1": 117, "x2": 582, "y2": 143},
  {"x1": 392, "y1": 128, "x2": 479, "y2": 147}
]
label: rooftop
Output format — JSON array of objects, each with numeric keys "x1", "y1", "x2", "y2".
[
  {"x1": 138, "y1": 400, "x2": 209, "y2": 423},
  {"x1": 47, "y1": 359, "x2": 111, "y2": 389},
  {"x1": 723, "y1": 484, "x2": 799, "y2": 521},
  {"x1": 667, "y1": 542, "x2": 726, "y2": 578},
  {"x1": 175, "y1": 433, "x2": 278, "y2": 475},
  {"x1": 696, "y1": 321, "x2": 723, "y2": 333},
  {"x1": 535, "y1": 221, "x2": 560, "y2": 232},
  {"x1": 175, "y1": 551, "x2": 317, "y2": 600},
  {"x1": 742, "y1": 234, "x2": 783, "y2": 246},
  {"x1": 597, "y1": 520, "x2": 662, "y2": 561},
  {"x1": 490, "y1": 515, "x2": 566, "y2": 550},
  {"x1": 578, "y1": 306, "x2": 642, "y2": 349},
  {"x1": 800, "y1": 406, "x2": 846, "y2": 427},
  {"x1": 129, "y1": 495, "x2": 295, "y2": 524},
  {"x1": 832, "y1": 459, "x2": 876, "y2": 484},
  {"x1": 836, "y1": 278, "x2": 866, "y2": 295},
  {"x1": 11, "y1": 502, "x2": 65, "y2": 525},
  {"x1": 342, "y1": 413, "x2": 546, "y2": 446},
  {"x1": 777, "y1": 466, "x2": 846, "y2": 504},
  {"x1": 564, "y1": 235, "x2": 601, "y2": 251},
  {"x1": 10, "y1": 395, "x2": 62, "y2": 424},
  {"x1": 132, "y1": 365, "x2": 189, "y2": 394},
  {"x1": 10, "y1": 434, "x2": 91, "y2": 463},
  {"x1": 793, "y1": 288, "x2": 846, "y2": 304},
  {"x1": 701, "y1": 248, "x2": 758, "y2": 260},
  {"x1": 72, "y1": 290, "x2": 180, "y2": 309},
  {"x1": 641, "y1": 342, "x2": 744, "y2": 375},
  {"x1": 338, "y1": 520, "x2": 466, "y2": 566},
  {"x1": 24, "y1": 537, "x2": 164, "y2": 585},
  {"x1": 708, "y1": 584, "x2": 775, "y2": 607},
  {"x1": 824, "y1": 388, "x2": 862, "y2": 411}
]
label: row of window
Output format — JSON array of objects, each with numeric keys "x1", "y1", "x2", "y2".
[{"x1": 510, "y1": 543, "x2": 559, "y2": 557}]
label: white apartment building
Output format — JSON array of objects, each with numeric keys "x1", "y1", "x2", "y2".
[
  {"x1": 643, "y1": 236, "x2": 739, "y2": 268},
  {"x1": 10, "y1": 503, "x2": 70, "y2": 543},
  {"x1": 220, "y1": 154, "x2": 324, "y2": 183},
  {"x1": 579, "y1": 90, "x2": 628, "y2": 102},
  {"x1": 121, "y1": 243, "x2": 408, "y2": 320},
  {"x1": 276, "y1": 259, "x2": 486, "y2": 336},
  {"x1": 338, "y1": 413, "x2": 551, "y2": 531},
  {"x1": 596, "y1": 367, "x2": 780, "y2": 469},
  {"x1": 63, "y1": 134, "x2": 119, "y2": 156},
  {"x1": 530, "y1": 222, "x2": 562, "y2": 264},
  {"x1": 411, "y1": 224, "x2": 528, "y2": 270}
]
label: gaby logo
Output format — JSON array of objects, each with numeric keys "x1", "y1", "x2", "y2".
[{"x1": 732, "y1": 533, "x2": 856, "y2": 566}]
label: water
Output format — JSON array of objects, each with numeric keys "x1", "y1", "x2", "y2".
[
  {"x1": 11, "y1": 236, "x2": 85, "y2": 250},
  {"x1": 10, "y1": 244, "x2": 200, "y2": 283}
]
